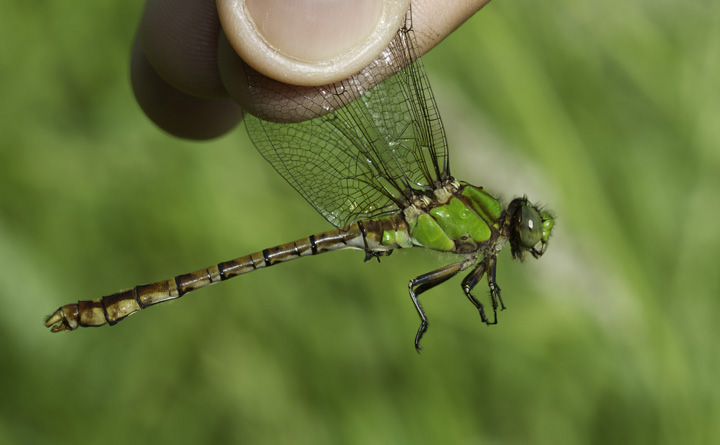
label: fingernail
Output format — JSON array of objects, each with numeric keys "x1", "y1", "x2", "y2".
[
  {"x1": 246, "y1": 0, "x2": 382, "y2": 62},
  {"x1": 219, "y1": 0, "x2": 409, "y2": 86}
]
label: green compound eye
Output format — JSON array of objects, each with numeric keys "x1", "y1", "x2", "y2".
[
  {"x1": 540, "y1": 211, "x2": 555, "y2": 243},
  {"x1": 518, "y1": 206, "x2": 542, "y2": 249}
]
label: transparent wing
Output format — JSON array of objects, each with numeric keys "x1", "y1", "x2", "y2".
[{"x1": 244, "y1": 21, "x2": 449, "y2": 228}]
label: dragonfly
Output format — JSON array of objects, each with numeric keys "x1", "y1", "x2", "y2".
[{"x1": 45, "y1": 14, "x2": 554, "y2": 351}]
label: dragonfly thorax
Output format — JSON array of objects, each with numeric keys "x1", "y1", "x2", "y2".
[{"x1": 397, "y1": 180, "x2": 500, "y2": 254}]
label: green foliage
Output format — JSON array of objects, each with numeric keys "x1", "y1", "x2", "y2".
[{"x1": 2, "y1": 1, "x2": 718, "y2": 443}]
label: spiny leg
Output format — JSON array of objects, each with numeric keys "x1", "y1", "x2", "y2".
[
  {"x1": 461, "y1": 255, "x2": 505, "y2": 326},
  {"x1": 408, "y1": 260, "x2": 470, "y2": 352},
  {"x1": 461, "y1": 260, "x2": 491, "y2": 324},
  {"x1": 486, "y1": 256, "x2": 505, "y2": 324}
]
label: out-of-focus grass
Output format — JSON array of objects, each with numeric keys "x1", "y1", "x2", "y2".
[{"x1": 1, "y1": 1, "x2": 718, "y2": 444}]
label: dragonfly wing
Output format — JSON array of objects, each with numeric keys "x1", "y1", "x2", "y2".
[{"x1": 244, "y1": 23, "x2": 450, "y2": 228}]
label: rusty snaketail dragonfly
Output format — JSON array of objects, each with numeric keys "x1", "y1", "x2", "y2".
[{"x1": 45, "y1": 15, "x2": 555, "y2": 351}]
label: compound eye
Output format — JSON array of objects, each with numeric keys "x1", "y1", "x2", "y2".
[{"x1": 519, "y1": 206, "x2": 542, "y2": 249}]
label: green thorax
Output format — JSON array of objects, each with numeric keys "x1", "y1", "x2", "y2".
[{"x1": 380, "y1": 181, "x2": 503, "y2": 253}]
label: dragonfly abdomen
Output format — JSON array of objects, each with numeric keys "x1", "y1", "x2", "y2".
[{"x1": 45, "y1": 222, "x2": 399, "y2": 333}]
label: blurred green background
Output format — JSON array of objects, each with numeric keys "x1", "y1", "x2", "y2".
[{"x1": 2, "y1": 0, "x2": 718, "y2": 443}]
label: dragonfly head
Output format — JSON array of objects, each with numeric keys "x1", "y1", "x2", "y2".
[{"x1": 506, "y1": 197, "x2": 554, "y2": 261}]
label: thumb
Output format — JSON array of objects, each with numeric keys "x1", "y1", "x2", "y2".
[{"x1": 218, "y1": 0, "x2": 410, "y2": 86}]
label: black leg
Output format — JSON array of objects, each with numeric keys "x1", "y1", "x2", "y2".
[
  {"x1": 462, "y1": 254, "x2": 506, "y2": 326},
  {"x1": 486, "y1": 256, "x2": 505, "y2": 324},
  {"x1": 461, "y1": 260, "x2": 490, "y2": 324},
  {"x1": 408, "y1": 261, "x2": 468, "y2": 352}
]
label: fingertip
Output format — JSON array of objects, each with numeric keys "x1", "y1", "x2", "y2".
[
  {"x1": 218, "y1": 0, "x2": 410, "y2": 86},
  {"x1": 131, "y1": 37, "x2": 243, "y2": 141},
  {"x1": 139, "y1": 0, "x2": 226, "y2": 99}
]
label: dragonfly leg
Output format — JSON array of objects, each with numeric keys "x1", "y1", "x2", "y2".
[
  {"x1": 461, "y1": 255, "x2": 504, "y2": 325},
  {"x1": 461, "y1": 259, "x2": 490, "y2": 324},
  {"x1": 408, "y1": 260, "x2": 469, "y2": 352},
  {"x1": 486, "y1": 256, "x2": 505, "y2": 324}
]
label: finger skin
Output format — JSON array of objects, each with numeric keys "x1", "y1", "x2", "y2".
[
  {"x1": 131, "y1": 36, "x2": 243, "y2": 140},
  {"x1": 139, "y1": 0, "x2": 226, "y2": 98}
]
